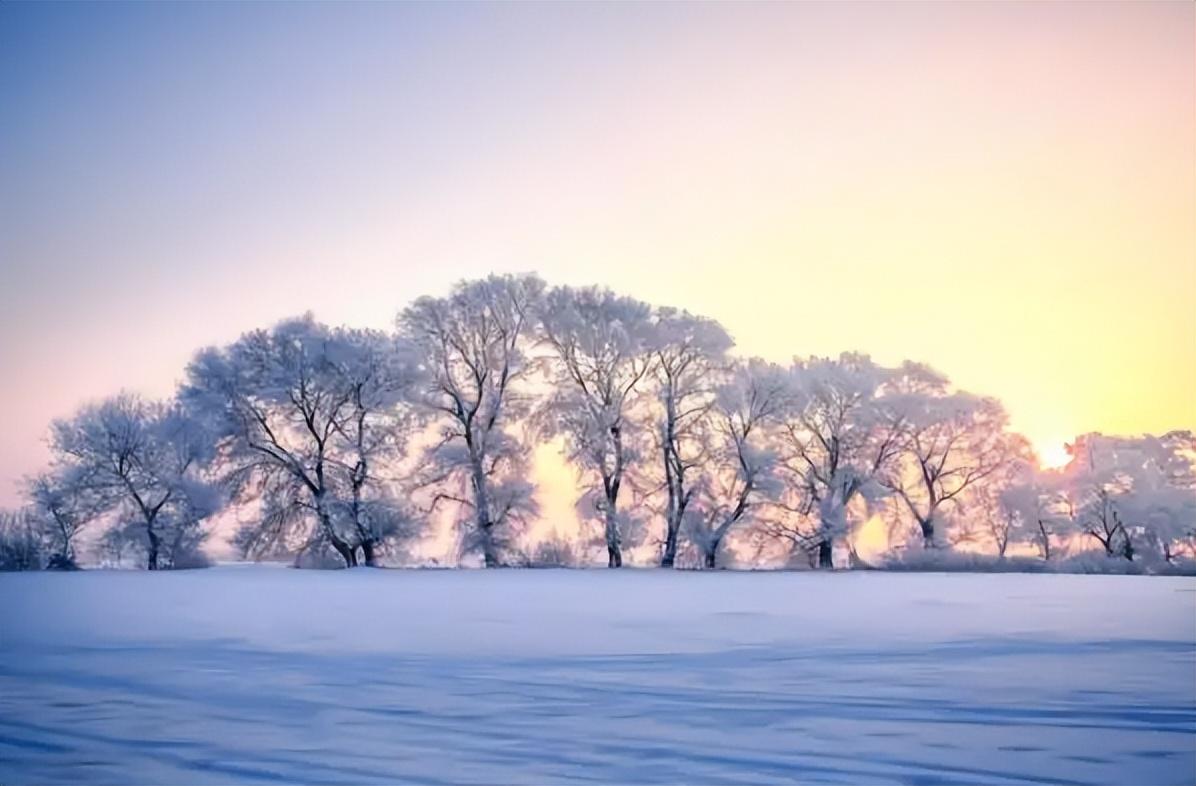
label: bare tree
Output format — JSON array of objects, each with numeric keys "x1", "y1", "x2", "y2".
[
  {"x1": 399, "y1": 275, "x2": 543, "y2": 567},
  {"x1": 650, "y1": 308, "x2": 732, "y2": 567},
  {"x1": 48, "y1": 394, "x2": 218, "y2": 570},
  {"x1": 537, "y1": 286, "x2": 658, "y2": 568},
  {"x1": 687, "y1": 359, "x2": 788, "y2": 568}
]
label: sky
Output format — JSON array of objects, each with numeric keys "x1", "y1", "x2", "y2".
[{"x1": 1, "y1": 1, "x2": 1193, "y2": 509}]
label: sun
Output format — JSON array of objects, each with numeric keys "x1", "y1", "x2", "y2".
[{"x1": 1036, "y1": 440, "x2": 1072, "y2": 470}]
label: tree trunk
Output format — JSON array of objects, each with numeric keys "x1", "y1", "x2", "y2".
[
  {"x1": 604, "y1": 498, "x2": 622, "y2": 568},
  {"x1": 315, "y1": 491, "x2": 357, "y2": 568},
  {"x1": 1037, "y1": 520, "x2": 1051, "y2": 561},
  {"x1": 920, "y1": 518, "x2": 935, "y2": 549},
  {"x1": 335, "y1": 542, "x2": 358, "y2": 567},
  {"x1": 661, "y1": 522, "x2": 679, "y2": 568},
  {"x1": 817, "y1": 539, "x2": 833, "y2": 569},
  {"x1": 704, "y1": 547, "x2": 717, "y2": 569},
  {"x1": 146, "y1": 527, "x2": 160, "y2": 571},
  {"x1": 470, "y1": 456, "x2": 500, "y2": 568},
  {"x1": 482, "y1": 529, "x2": 500, "y2": 568},
  {"x1": 361, "y1": 540, "x2": 378, "y2": 567}
]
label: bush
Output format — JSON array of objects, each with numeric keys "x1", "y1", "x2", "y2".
[
  {"x1": 518, "y1": 536, "x2": 584, "y2": 568},
  {"x1": 879, "y1": 549, "x2": 1052, "y2": 574},
  {"x1": 1054, "y1": 552, "x2": 1149, "y2": 575},
  {"x1": 44, "y1": 553, "x2": 80, "y2": 571}
]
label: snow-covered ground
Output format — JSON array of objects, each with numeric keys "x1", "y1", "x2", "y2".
[{"x1": 1, "y1": 567, "x2": 1193, "y2": 785}]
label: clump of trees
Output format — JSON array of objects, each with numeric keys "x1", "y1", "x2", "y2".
[{"x1": 4, "y1": 275, "x2": 1193, "y2": 571}]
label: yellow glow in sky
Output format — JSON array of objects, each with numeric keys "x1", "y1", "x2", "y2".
[{"x1": 0, "y1": 2, "x2": 1193, "y2": 506}]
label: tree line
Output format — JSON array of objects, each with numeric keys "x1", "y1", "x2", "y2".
[{"x1": 2, "y1": 274, "x2": 1194, "y2": 571}]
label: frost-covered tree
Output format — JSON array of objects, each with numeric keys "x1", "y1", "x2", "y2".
[
  {"x1": 0, "y1": 509, "x2": 43, "y2": 571},
  {"x1": 1041, "y1": 433, "x2": 1191, "y2": 561},
  {"x1": 882, "y1": 367, "x2": 1021, "y2": 548},
  {"x1": 183, "y1": 316, "x2": 418, "y2": 567},
  {"x1": 649, "y1": 308, "x2": 732, "y2": 567},
  {"x1": 47, "y1": 393, "x2": 219, "y2": 570},
  {"x1": 775, "y1": 354, "x2": 905, "y2": 568},
  {"x1": 399, "y1": 275, "x2": 543, "y2": 567},
  {"x1": 537, "y1": 286, "x2": 659, "y2": 568},
  {"x1": 25, "y1": 468, "x2": 100, "y2": 569},
  {"x1": 974, "y1": 460, "x2": 1054, "y2": 559},
  {"x1": 687, "y1": 359, "x2": 788, "y2": 568},
  {"x1": 323, "y1": 327, "x2": 422, "y2": 566},
  {"x1": 1052, "y1": 431, "x2": 1196, "y2": 562},
  {"x1": 954, "y1": 453, "x2": 1038, "y2": 558}
]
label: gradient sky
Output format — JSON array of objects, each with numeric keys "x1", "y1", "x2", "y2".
[{"x1": 1, "y1": 1, "x2": 1193, "y2": 507}]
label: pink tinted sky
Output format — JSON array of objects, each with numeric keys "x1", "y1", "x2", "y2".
[{"x1": 0, "y1": 1, "x2": 1193, "y2": 506}]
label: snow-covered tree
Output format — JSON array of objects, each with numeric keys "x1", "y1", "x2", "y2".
[
  {"x1": 649, "y1": 308, "x2": 733, "y2": 567},
  {"x1": 47, "y1": 393, "x2": 219, "y2": 570},
  {"x1": 399, "y1": 274, "x2": 543, "y2": 567},
  {"x1": 0, "y1": 508, "x2": 43, "y2": 571},
  {"x1": 25, "y1": 468, "x2": 101, "y2": 569},
  {"x1": 323, "y1": 327, "x2": 423, "y2": 566},
  {"x1": 1053, "y1": 431, "x2": 1196, "y2": 561},
  {"x1": 881, "y1": 367, "x2": 1022, "y2": 548},
  {"x1": 953, "y1": 453, "x2": 1038, "y2": 558},
  {"x1": 775, "y1": 354, "x2": 906, "y2": 568},
  {"x1": 183, "y1": 316, "x2": 418, "y2": 567},
  {"x1": 537, "y1": 286, "x2": 659, "y2": 568},
  {"x1": 686, "y1": 359, "x2": 788, "y2": 568},
  {"x1": 978, "y1": 460, "x2": 1057, "y2": 560}
]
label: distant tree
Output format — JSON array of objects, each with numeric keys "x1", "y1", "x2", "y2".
[
  {"x1": 26, "y1": 468, "x2": 100, "y2": 569},
  {"x1": 47, "y1": 394, "x2": 218, "y2": 570},
  {"x1": 775, "y1": 354, "x2": 906, "y2": 568},
  {"x1": 184, "y1": 316, "x2": 418, "y2": 567},
  {"x1": 649, "y1": 308, "x2": 732, "y2": 567},
  {"x1": 881, "y1": 366, "x2": 1020, "y2": 549},
  {"x1": 1052, "y1": 431, "x2": 1196, "y2": 561},
  {"x1": 686, "y1": 359, "x2": 788, "y2": 568},
  {"x1": 537, "y1": 286, "x2": 659, "y2": 568},
  {"x1": 0, "y1": 509, "x2": 43, "y2": 571},
  {"x1": 980, "y1": 461, "x2": 1057, "y2": 559},
  {"x1": 399, "y1": 275, "x2": 543, "y2": 567}
]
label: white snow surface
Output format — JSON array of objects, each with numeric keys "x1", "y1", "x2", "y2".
[{"x1": 1, "y1": 566, "x2": 1193, "y2": 785}]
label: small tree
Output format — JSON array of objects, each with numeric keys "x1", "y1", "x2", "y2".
[
  {"x1": 48, "y1": 394, "x2": 218, "y2": 570},
  {"x1": 981, "y1": 461, "x2": 1058, "y2": 560},
  {"x1": 26, "y1": 468, "x2": 100, "y2": 569}
]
